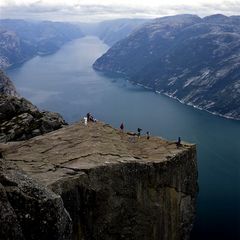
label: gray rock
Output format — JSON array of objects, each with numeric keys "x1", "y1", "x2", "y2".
[
  {"x1": 0, "y1": 94, "x2": 67, "y2": 142},
  {"x1": 2, "y1": 121, "x2": 198, "y2": 240},
  {"x1": 0, "y1": 70, "x2": 19, "y2": 97},
  {"x1": 0, "y1": 159, "x2": 72, "y2": 240}
]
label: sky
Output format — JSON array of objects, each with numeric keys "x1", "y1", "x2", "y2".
[{"x1": 0, "y1": 0, "x2": 239, "y2": 22}]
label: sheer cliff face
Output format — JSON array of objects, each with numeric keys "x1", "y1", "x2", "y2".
[
  {"x1": 1, "y1": 121, "x2": 198, "y2": 240},
  {"x1": 93, "y1": 14, "x2": 240, "y2": 120},
  {"x1": 0, "y1": 70, "x2": 19, "y2": 97},
  {"x1": 56, "y1": 152, "x2": 197, "y2": 240}
]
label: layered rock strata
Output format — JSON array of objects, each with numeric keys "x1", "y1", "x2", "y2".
[{"x1": 1, "y1": 121, "x2": 198, "y2": 240}]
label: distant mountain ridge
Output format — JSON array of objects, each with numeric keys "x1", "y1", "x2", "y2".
[
  {"x1": 93, "y1": 14, "x2": 240, "y2": 120},
  {"x1": 79, "y1": 18, "x2": 148, "y2": 46},
  {"x1": 0, "y1": 19, "x2": 83, "y2": 69},
  {"x1": 0, "y1": 18, "x2": 147, "y2": 69}
]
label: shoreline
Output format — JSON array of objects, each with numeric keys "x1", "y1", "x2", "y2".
[
  {"x1": 99, "y1": 74, "x2": 240, "y2": 122},
  {"x1": 92, "y1": 67, "x2": 240, "y2": 122},
  {"x1": 2, "y1": 37, "x2": 85, "y2": 71}
]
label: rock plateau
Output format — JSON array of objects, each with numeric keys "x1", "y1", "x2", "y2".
[{"x1": 0, "y1": 121, "x2": 198, "y2": 240}]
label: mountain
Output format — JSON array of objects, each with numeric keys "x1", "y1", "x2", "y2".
[
  {"x1": 93, "y1": 14, "x2": 240, "y2": 120},
  {"x1": 0, "y1": 19, "x2": 83, "y2": 69},
  {"x1": 79, "y1": 19, "x2": 148, "y2": 46},
  {"x1": 0, "y1": 29, "x2": 35, "y2": 69}
]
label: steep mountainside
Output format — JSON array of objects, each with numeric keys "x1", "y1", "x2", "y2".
[
  {"x1": 79, "y1": 19, "x2": 148, "y2": 46},
  {"x1": 0, "y1": 19, "x2": 83, "y2": 69},
  {"x1": 95, "y1": 19, "x2": 148, "y2": 46},
  {"x1": 93, "y1": 14, "x2": 240, "y2": 120},
  {"x1": 0, "y1": 70, "x2": 19, "y2": 97}
]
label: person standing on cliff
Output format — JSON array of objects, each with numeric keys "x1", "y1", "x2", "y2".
[
  {"x1": 146, "y1": 131, "x2": 150, "y2": 139},
  {"x1": 120, "y1": 122, "x2": 124, "y2": 132},
  {"x1": 176, "y1": 137, "x2": 181, "y2": 147},
  {"x1": 137, "y1": 128, "x2": 142, "y2": 137},
  {"x1": 84, "y1": 117, "x2": 88, "y2": 126}
]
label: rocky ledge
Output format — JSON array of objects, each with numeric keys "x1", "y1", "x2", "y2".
[
  {"x1": 0, "y1": 95, "x2": 67, "y2": 142},
  {"x1": 0, "y1": 121, "x2": 198, "y2": 240}
]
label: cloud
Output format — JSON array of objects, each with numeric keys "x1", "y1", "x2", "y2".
[{"x1": 0, "y1": 0, "x2": 239, "y2": 22}]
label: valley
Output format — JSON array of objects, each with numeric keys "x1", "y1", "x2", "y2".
[{"x1": 6, "y1": 36, "x2": 240, "y2": 239}]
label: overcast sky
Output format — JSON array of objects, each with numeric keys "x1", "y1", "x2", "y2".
[{"x1": 0, "y1": 0, "x2": 239, "y2": 22}]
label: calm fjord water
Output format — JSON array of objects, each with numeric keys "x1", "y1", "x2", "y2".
[{"x1": 7, "y1": 37, "x2": 240, "y2": 239}]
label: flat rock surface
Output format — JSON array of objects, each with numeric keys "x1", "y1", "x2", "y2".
[{"x1": 1, "y1": 121, "x2": 194, "y2": 186}]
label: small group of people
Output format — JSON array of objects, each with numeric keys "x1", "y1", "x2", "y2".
[
  {"x1": 120, "y1": 123, "x2": 150, "y2": 139},
  {"x1": 120, "y1": 122, "x2": 182, "y2": 146},
  {"x1": 83, "y1": 116, "x2": 182, "y2": 147},
  {"x1": 84, "y1": 112, "x2": 96, "y2": 126}
]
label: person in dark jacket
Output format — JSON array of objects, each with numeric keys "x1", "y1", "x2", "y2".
[
  {"x1": 176, "y1": 137, "x2": 181, "y2": 147},
  {"x1": 120, "y1": 123, "x2": 124, "y2": 132},
  {"x1": 146, "y1": 131, "x2": 150, "y2": 139},
  {"x1": 137, "y1": 128, "x2": 142, "y2": 137}
]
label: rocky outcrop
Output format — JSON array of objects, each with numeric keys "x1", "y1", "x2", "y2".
[
  {"x1": 0, "y1": 158, "x2": 72, "y2": 239},
  {"x1": 0, "y1": 70, "x2": 19, "y2": 97},
  {"x1": 1, "y1": 121, "x2": 198, "y2": 240},
  {"x1": 0, "y1": 94, "x2": 67, "y2": 142},
  {"x1": 93, "y1": 14, "x2": 240, "y2": 120}
]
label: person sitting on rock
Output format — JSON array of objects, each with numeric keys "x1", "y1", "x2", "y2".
[
  {"x1": 86, "y1": 112, "x2": 91, "y2": 121},
  {"x1": 89, "y1": 115, "x2": 94, "y2": 122},
  {"x1": 86, "y1": 112, "x2": 96, "y2": 122}
]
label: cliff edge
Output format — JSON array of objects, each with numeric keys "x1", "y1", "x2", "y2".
[{"x1": 0, "y1": 121, "x2": 198, "y2": 240}]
